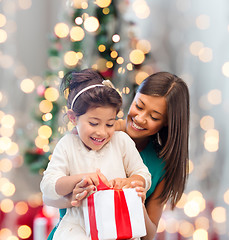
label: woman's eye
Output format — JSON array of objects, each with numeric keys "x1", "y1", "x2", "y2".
[
  {"x1": 150, "y1": 115, "x2": 159, "y2": 121},
  {"x1": 136, "y1": 104, "x2": 143, "y2": 110},
  {"x1": 89, "y1": 122, "x2": 98, "y2": 126}
]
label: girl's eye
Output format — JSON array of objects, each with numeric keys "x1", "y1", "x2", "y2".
[
  {"x1": 89, "y1": 122, "x2": 98, "y2": 126},
  {"x1": 106, "y1": 124, "x2": 114, "y2": 127}
]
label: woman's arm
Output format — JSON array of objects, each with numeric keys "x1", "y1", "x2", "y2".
[
  {"x1": 43, "y1": 195, "x2": 73, "y2": 209},
  {"x1": 141, "y1": 179, "x2": 166, "y2": 240}
]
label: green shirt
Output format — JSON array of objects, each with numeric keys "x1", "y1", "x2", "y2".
[{"x1": 140, "y1": 139, "x2": 165, "y2": 199}]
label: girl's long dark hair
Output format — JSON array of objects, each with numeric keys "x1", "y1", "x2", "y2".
[{"x1": 138, "y1": 72, "x2": 190, "y2": 209}]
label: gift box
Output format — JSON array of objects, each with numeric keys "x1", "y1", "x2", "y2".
[{"x1": 82, "y1": 179, "x2": 146, "y2": 240}]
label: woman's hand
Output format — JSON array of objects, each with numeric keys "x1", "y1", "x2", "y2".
[
  {"x1": 109, "y1": 175, "x2": 145, "y2": 189},
  {"x1": 134, "y1": 185, "x2": 147, "y2": 204}
]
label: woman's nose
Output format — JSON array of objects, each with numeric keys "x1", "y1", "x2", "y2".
[{"x1": 135, "y1": 114, "x2": 146, "y2": 124}]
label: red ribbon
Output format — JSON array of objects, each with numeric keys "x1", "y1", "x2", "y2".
[{"x1": 87, "y1": 177, "x2": 132, "y2": 240}]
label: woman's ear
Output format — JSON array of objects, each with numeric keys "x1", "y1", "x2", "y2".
[{"x1": 67, "y1": 110, "x2": 77, "y2": 125}]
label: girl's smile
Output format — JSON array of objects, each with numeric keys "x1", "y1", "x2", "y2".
[{"x1": 75, "y1": 106, "x2": 117, "y2": 151}]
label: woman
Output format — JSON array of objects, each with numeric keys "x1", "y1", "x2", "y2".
[{"x1": 44, "y1": 71, "x2": 190, "y2": 240}]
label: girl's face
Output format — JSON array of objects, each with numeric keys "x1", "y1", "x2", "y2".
[
  {"x1": 126, "y1": 92, "x2": 167, "y2": 140},
  {"x1": 75, "y1": 106, "x2": 117, "y2": 151}
]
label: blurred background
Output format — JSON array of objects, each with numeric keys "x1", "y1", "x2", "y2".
[{"x1": 0, "y1": 0, "x2": 229, "y2": 239}]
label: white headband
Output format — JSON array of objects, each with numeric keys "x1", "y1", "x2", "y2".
[{"x1": 70, "y1": 84, "x2": 104, "y2": 110}]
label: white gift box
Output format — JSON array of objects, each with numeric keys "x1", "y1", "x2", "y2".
[{"x1": 82, "y1": 187, "x2": 146, "y2": 240}]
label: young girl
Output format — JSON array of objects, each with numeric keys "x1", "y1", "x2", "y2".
[{"x1": 40, "y1": 69, "x2": 151, "y2": 239}]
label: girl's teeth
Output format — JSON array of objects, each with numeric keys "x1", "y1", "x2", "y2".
[
  {"x1": 92, "y1": 137, "x2": 104, "y2": 142},
  {"x1": 132, "y1": 121, "x2": 144, "y2": 130}
]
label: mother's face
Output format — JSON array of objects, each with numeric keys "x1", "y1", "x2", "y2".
[{"x1": 126, "y1": 92, "x2": 167, "y2": 140}]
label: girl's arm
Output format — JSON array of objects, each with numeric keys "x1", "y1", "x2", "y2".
[
  {"x1": 43, "y1": 178, "x2": 95, "y2": 208},
  {"x1": 141, "y1": 179, "x2": 166, "y2": 240},
  {"x1": 55, "y1": 174, "x2": 85, "y2": 196},
  {"x1": 56, "y1": 170, "x2": 109, "y2": 196}
]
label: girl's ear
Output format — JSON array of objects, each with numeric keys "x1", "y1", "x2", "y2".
[{"x1": 67, "y1": 110, "x2": 77, "y2": 125}]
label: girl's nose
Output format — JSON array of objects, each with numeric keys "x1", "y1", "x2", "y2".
[{"x1": 96, "y1": 126, "x2": 106, "y2": 136}]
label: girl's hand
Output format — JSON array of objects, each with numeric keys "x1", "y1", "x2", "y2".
[
  {"x1": 71, "y1": 169, "x2": 109, "y2": 206},
  {"x1": 71, "y1": 178, "x2": 95, "y2": 207}
]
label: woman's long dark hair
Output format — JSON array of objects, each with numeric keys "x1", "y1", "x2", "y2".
[{"x1": 138, "y1": 72, "x2": 190, "y2": 209}]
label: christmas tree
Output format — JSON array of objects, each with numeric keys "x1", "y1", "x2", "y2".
[{"x1": 24, "y1": 0, "x2": 151, "y2": 174}]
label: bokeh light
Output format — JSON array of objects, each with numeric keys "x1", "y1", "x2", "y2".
[
  {"x1": 6, "y1": 142, "x2": 19, "y2": 156},
  {"x1": 54, "y1": 22, "x2": 69, "y2": 38},
  {"x1": 44, "y1": 87, "x2": 59, "y2": 102},
  {"x1": 70, "y1": 26, "x2": 85, "y2": 41},
  {"x1": 0, "y1": 158, "x2": 13, "y2": 172},
  {"x1": 1, "y1": 181, "x2": 15, "y2": 197},
  {"x1": 195, "y1": 216, "x2": 209, "y2": 230},
  {"x1": 193, "y1": 229, "x2": 208, "y2": 240},
  {"x1": 39, "y1": 100, "x2": 53, "y2": 113},
  {"x1": 0, "y1": 228, "x2": 12, "y2": 240},
  {"x1": 135, "y1": 71, "x2": 149, "y2": 85},
  {"x1": 204, "y1": 129, "x2": 219, "y2": 152},
  {"x1": 18, "y1": 0, "x2": 32, "y2": 10},
  {"x1": 207, "y1": 89, "x2": 222, "y2": 105},
  {"x1": 132, "y1": 0, "x2": 150, "y2": 19},
  {"x1": 129, "y1": 49, "x2": 145, "y2": 65},
  {"x1": 0, "y1": 199, "x2": 14, "y2": 213},
  {"x1": 75, "y1": 17, "x2": 83, "y2": 25},
  {"x1": 38, "y1": 125, "x2": 52, "y2": 139},
  {"x1": 200, "y1": 115, "x2": 214, "y2": 130},
  {"x1": 84, "y1": 16, "x2": 99, "y2": 32},
  {"x1": 184, "y1": 200, "x2": 200, "y2": 217},
  {"x1": 95, "y1": 0, "x2": 112, "y2": 8},
  {"x1": 110, "y1": 50, "x2": 118, "y2": 58},
  {"x1": 157, "y1": 218, "x2": 166, "y2": 233},
  {"x1": 1, "y1": 114, "x2": 15, "y2": 128},
  {"x1": 222, "y1": 61, "x2": 229, "y2": 77},
  {"x1": 15, "y1": 201, "x2": 29, "y2": 215},
  {"x1": 224, "y1": 189, "x2": 229, "y2": 204},
  {"x1": 64, "y1": 51, "x2": 79, "y2": 67},
  {"x1": 112, "y1": 34, "x2": 120, "y2": 43},
  {"x1": 0, "y1": 29, "x2": 7, "y2": 43},
  {"x1": 196, "y1": 14, "x2": 210, "y2": 30},
  {"x1": 20, "y1": 78, "x2": 35, "y2": 93},
  {"x1": 35, "y1": 136, "x2": 49, "y2": 149},
  {"x1": 136, "y1": 39, "x2": 151, "y2": 53},
  {"x1": 189, "y1": 41, "x2": 204, "y2": 56},
  {"x1": 17, "y1": 225, "x2": 32, "y2": 239},
  {"x1": 212, "y1": 207, "x2": 226, "y2": 223},
  {"x1": 0, "y1": 14, "x2": 7, "y2": 27},
  {"x1": 198, "y1": 47, "x2": 213, "y2": 62},
  {"x1": 179, "y1": 220, "x2": 194, "y2": 238}
]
